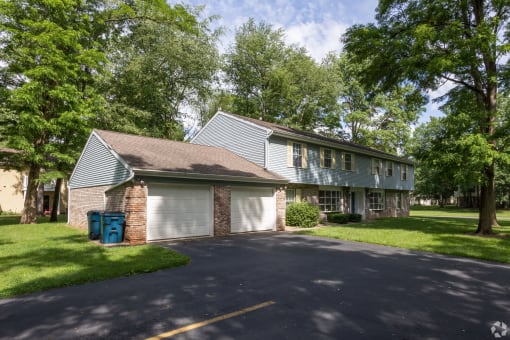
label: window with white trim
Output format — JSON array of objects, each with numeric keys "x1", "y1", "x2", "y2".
[
  {"x1": 401, "y1": 164, "x2": 409, "y2": 181},
  {"x1": 342, "y1": 153, "x2": 355, "y2": 171},
  {"x1": 287, "y1": 141, "x2": 307, "y2": 168},
  {"x1": 319, "y1": 190, "x2": 341, "y2": 212},
  {"x1": 368, "y1": 191, "x2": 385, "y2": 211},
  {"x1": 320, "y1": 148, "x2": 335, "y2": 169},
  {"x1": 286, "y1": 189, "x2": 296, "y2": 205},
  {"x1": 372, "y1": 158, "x2": 383, "y2": 175},
  {"x1": 386, "y1": 161, "x2": 393, "y2": 176}
]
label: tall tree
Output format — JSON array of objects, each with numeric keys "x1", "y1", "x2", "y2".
[
  {"x1": 325, "y1": 53, "x2": 425, "y2": 154},
  {"x1": 0, "y1": 0, "x2": 107, "y2": 223},
  {"x1": 344, "y1": 0, "x2": 510, "y2": 234},
  {"x1": 100, "y1": 3, "x2": 220, "y2": 140},
  {"x1": 224, "y1": 18, "x2": 339, "y2": 130}
]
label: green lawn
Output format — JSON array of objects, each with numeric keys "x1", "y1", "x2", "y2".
[
  {"x1": 296, "y1": 217, "x2": 510, "y2": 264},
  {"x1": 0, "y1": 216, "x2": 189, "y2": 298},
  {"x1": 410, "y1": 205, "x2": 510, "y2": 219}
]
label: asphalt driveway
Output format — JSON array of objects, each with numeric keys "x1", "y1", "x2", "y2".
[{"x1": 1, "y1": 232, "x2": 509, "y2": 339}]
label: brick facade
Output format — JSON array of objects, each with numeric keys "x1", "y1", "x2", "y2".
[
  {"x1": 124, "y1": 183, "x2": 147, "y2": 245},
  {"x1": 214, "y1": 185, "x2": 231, "y2": 236},
  {"x1": 365, "y1": 190, "x2": 410, "y2": 220},
  {"x1": 69, "y1": 185, "x2": 111, "y2": 229},
  {"x1": 275, "y1": 188, "x2": 286, "y2": 231},
  {"x1": 105, "y1": 183, "x2": 130, "y2": 211}
]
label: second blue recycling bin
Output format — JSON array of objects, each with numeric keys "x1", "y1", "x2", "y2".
[{"x1": 100, "y1": 212, "x2": 125, "y2": 244}]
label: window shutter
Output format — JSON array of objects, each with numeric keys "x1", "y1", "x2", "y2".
[
  {"x1": 400, "y1": 164, "x2": 404, "y2": 180},
  {"x1": 371, "y1": 159, "x2": 376, "y2": 175},
  {"x1": 331, "y1": 150, "x2": 336, "y2": 169},
  {"x1": 351, "y1": 154, "x2": 355, "y2": 171},
  {"x1": 287, "y1": 141, "x2": 293, "y2": 167},
  {"x1": 320, "y1": 147, "x2": 325, "y2": 168},
  {"x1": 302, "y1": 143, "x2": 308, "y2": 168},
  {"x1": 379, "y1": 160, "x2": 383, "y2": 175},
  {"x1": 341, "y1": 153, "x2": 345, "y2": 170}
]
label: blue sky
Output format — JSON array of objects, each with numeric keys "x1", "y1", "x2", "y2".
[{"x1": 173, "y1": 0, "x2": 442, "y2": 124}]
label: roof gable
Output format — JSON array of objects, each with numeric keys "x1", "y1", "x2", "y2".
[{"x1": 94, "y1": 130, "x2": 285, "y2": 183}]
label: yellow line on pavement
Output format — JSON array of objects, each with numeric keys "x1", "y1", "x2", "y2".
[{"x1": 145, "y1": 300, "x2": 276, "y2": 340}]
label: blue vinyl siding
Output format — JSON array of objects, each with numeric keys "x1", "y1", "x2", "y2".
[
  {"x1": 69, "y1": 134, "x2": 132, "y2": 188},
  {"x1": 192, "y1": 113, "x2": 268, "y2": 167},
  {"x1": 267, "y1": 135, "x2": 414, "y2": 190}
]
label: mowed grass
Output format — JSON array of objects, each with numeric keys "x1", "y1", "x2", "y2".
[
  {"x1": 410, "y1": 205, "x2": 510, "y2": 219},
  {"x1": 296, "y1": 216, "x2": 510, "y2": 264},
  {"x1": 0, "y1": 216, "x2": 189, "y2": 298}
]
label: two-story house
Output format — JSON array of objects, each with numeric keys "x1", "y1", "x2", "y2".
[{"x1": 192, "y1": 112, "x2": 414, "y2": 220}]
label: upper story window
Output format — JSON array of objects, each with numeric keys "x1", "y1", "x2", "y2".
[
  {"x1": 386, "y1": 161, "x2": 393, "y2": 176},
  {"x1": 342, "y1": 153, "x2": 355, "y2": 171},
  {"x1": 287, "y1": 141, "x2": 307, "y2": 168},
  {"x1": 371, "y1": 158, "x2": 383, "y2": 176},
  {"x1": 401, "y1": 164, "x2": 409, "y2": 181},
  {"x1": 368, "y1": 191, "x2": 385, "y2": 211},
  {"x1": 320, "y1": 148, "x2": 336, "y2": 169}
]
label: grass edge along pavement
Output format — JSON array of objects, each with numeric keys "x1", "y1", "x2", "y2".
[
  {"x1": 295, "y1": 216, "x2": 510, "y2": 264},
  {"x1": 0, "y1": 216, "x2": 189, "y2": 298}
]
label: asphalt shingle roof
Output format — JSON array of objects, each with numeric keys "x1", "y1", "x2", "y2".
[
  {"x1": 225, "y1": 112, "x2": 413, "y2": 164},
  {"x1": 95, "y1": 129, "x2": 286, "y2": 182}
]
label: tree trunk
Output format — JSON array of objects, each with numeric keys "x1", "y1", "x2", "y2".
[
  {"x1": 36, "y1": 182, "x2": 44, "y2": 215},
  {"x1": 476, "y1": 164, "x2": 498, "y2": 234},
  {"x1": 49, "y1": 178, "x2": 62, "y2": 222},
  {"x1": 20, "y1": 165, "x2": 40, "y2": 224}
]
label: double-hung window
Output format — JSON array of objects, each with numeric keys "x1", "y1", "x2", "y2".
[
  {"x1": 287, "y1": 141, "x2": 307, "y2": 168},
  {"x1": 386, "y1": 161, "x2": 393, "y2": 176},
  {"x1": 342, "y1": 153, "x2": 355, "y2": 171},
  {"x1": 401, "y1": 164, "x2": 409, "y2": 181},
  {"x1": 368, "y1": 191, "x2": 385, "y2": 211},
  {"x1": 320, "y1": 148, "x2": 336, "y2": 169},
  {"x1": 372, "y1": 158, "x2": 383, "y2": 175},
  {"x1": 319, "y1": 190, "x2": 341, "y2": 212},
  {"x1": 286, "y1": 189, "x2": 296, "y2": 206},
  {"x1": 396, "y1": 192, "x2": 402, "y2": 210}
]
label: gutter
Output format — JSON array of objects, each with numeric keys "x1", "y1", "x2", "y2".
[
  {"x1": 272, "y1": 131, "x2": 414, "y2": 165},
  {"x1": 133, "y1": 169, "x2": 288, "y2": 185}
]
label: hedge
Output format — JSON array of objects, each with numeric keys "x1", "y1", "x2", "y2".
[{"x1": 286, "y1": 202, "x2": 320, "y2": 228}]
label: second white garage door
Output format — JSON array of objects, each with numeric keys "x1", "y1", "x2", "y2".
[
  {"x1": 231, "y1": 187, "x2": 276, "y2": 233},
  {"x1": 147, "y1": 184, "x2": 212, "y2": 240}
]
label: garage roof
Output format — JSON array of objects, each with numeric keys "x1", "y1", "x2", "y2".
[{"x1": 95, "y1": 130, "x2": 287, "y2": 183}]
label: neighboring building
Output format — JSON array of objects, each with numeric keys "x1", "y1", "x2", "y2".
[
  {"x1": 68, "y1": 130, "x2": 287, "y2": 244},
  {"x1": 0, "y1": 147, "x2": 68, "y2": 215},
  {"x1": 192, "y1": 112, "x2": 414, "y2": 220}
]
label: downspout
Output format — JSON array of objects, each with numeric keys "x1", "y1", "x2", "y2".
[{"x1": 265, "y1": 130, "x2": 273, "y2": 169}]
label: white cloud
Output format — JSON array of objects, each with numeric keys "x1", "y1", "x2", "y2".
[{"x1": 284, "y1": 20, "x2": 348, "y2": 61}]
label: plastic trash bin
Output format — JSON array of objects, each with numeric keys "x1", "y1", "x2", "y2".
[
  {"x1": 87, "y1": 210, "x2": 102, "y2": 240},
  {"x1": 100, "y1": 212, "x2": 125, "y2": 244}
]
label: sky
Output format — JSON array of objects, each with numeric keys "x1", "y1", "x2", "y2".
[{"x1": 172, "y1": 0, "x2": 442, "y2": 124}]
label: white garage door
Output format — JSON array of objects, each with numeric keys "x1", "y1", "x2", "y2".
[
  {"x1": 147, "y1": 184, "x2": 212, "y2": 240},
  {"x1": 231, "y1": 187, "x2": 276, "y2": 233}
]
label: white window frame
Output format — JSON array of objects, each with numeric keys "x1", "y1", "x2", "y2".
[
  {"x1": 286, "y1": 189, "x2": 296, "y2": 206},
  {"x1": 319, "y1": 190, "x2": 342, "y2": 212},
  {"x1": 342, "y1": 153, "x2": 355, "y2": 171},
  {"x1": 371, "y1": 158, "x2": 383, "y2": 175},
  {"x1": 293, "y1": 143, "x2": 302, "y2": 168},
  {"x1": 386, "y1": 161, "x2": 393, "y2": 176},
  {"x1": 401, "y1": 164, "x2": 409, "y2": 181},
  {"x1": 320, "y1": 148, "x2": 336, "y2": 169},
  {"x1": 368, "y1": 190, "x2": 385, "y2": 211},
  {"x1": 396, "y1": 192, "x2": 402, "y2": 210},
  {"x1": 287, "y1": 141, "x2": 307, "y2": 168}
]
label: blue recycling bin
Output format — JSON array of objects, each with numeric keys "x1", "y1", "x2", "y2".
[
  {"x1": 87, "y1": 211, "x2": 102, "y2": 240},
  {"x1": 100, "y1": 212, "x2": 125, "y2": 244}
]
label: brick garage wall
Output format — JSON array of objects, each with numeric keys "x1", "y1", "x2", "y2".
[
  {"x1": 214, "y1": 185, "x2": 230, "y2": 236},
  {"x1": 124, "y1": 183, "x2": 147, "y2": 245},
  {"x1": 105, "y1": 183, "x2": 130, "y2": 211},
  {"x1": 69, "y1": 185, "x2": 111, "y2": 229},
  {"x1": 275, "y1": 189, "x2": 286, "y2": 231}
]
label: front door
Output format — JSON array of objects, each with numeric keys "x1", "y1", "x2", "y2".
[{"x1": 350, "y1": 192, "x2": 355, "y2": 213}]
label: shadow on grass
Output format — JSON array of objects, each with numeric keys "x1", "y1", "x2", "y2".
[
  {"x1": 0, "y1": 223, "x2": 189, "y2": 298},
  {"x1": 297, "y1": 217, "x2": 510, "y2": 264}
]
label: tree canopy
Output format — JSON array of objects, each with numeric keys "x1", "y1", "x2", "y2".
[{"x1": 344, "y1": 0, "x2": 510, "y2": 233}]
